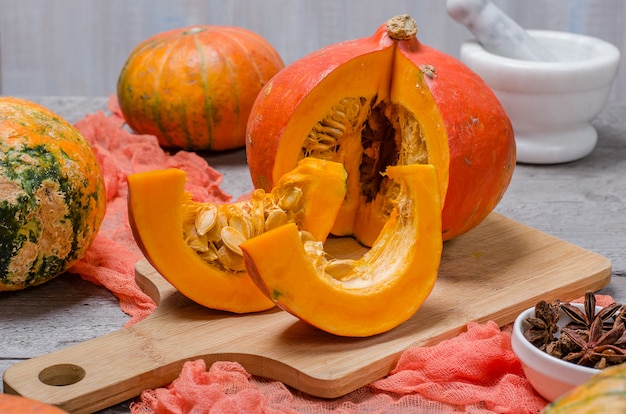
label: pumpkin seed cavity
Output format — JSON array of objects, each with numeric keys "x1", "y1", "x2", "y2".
[
  {"x1": 183, "y1": 186, "x2": 309, "y2": 272},
  {"x1": 185, "y1": 97, "x2": 427, "y2": 274},
  {"x1": 183, "y1": 184, "x2": 369, "y2": 280},
  {"x1": 300, "y1": 96, "x2": 427, "y2": 216}
]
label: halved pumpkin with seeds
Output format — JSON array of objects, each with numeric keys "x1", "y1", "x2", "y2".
[
  {"x1": 127, "y1": 157, "x2": 347, "y2": 313},
  {"x1": 246, "y1": 14, "x2": 515, "y2": 245}
]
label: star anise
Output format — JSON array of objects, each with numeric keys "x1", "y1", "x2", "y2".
[
  {"x1": 560, "y1": 314, "x2": 626, "y2": 369},
  {"x1": 524, "y1": 292, "x2": 626, "y2": 370},
  {"x1": 560, "y1": 290, "x2": 621, "y2": 331},
  {"x1": 612, "y1": 304, "x2": 626, "y2": 330},
  {"x1": 524, "y1": 299, "x2": 561, "y2": 349}
]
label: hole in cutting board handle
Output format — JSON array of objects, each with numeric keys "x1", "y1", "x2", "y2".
[{"x1": 38, "y1": 364, "x2": 86, "y2": 386}]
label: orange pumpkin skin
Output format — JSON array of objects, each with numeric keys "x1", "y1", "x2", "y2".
[
  {"x1": 246, "y1": 15, "x2": 515, "y2": 243},
  {"x1": 0, "y1": 394, "x2": 68, "y2": 413},
  {"x1": 396, "y1": 40, "x2": 516, "y2": 240},
  {"x1": 118, "y1": 25, "x2": 284, "y2": 151}
]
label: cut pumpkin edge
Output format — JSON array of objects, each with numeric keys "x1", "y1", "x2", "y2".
[
  {"x1": 127, "y1": 168, "x2": 275, "y2": 313},
  {"x1": 241, "y1": 163, "x2": 443, "y2": 337}
]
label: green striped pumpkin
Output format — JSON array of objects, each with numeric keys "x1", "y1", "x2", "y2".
[
  {"x1": 0, "y1": 97, "x2": 106, "y2": 290},
  {"x1": 116, "y1": 25, "x2": 284, "y2": 151},
  {"x1": 542, "y1": 363, "x2": 626, "y2": 413}
]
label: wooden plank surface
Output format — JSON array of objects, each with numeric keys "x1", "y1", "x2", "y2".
[{"x1": 3, "y1": 213, "x2": 611, "y2": 413}]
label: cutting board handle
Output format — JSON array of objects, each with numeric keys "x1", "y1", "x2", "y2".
[{"x1": 2, "y1": 261, "x2": 192, "y2": 413}]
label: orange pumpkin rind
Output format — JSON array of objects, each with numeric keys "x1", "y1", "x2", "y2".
[{"x1": 0, "y1": 394, "x2": 68, "y2": 413}]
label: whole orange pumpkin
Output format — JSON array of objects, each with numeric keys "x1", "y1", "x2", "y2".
[
  {"x1": 117, "y1": 25, "x2": 284, "y2": 151},
  {"x1": 246, "y1": 15, "x2": 515, "y2": 244}
]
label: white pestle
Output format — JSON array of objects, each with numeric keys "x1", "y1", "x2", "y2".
[{"x1": 446, "y1": 0, "x2": 559, "y2": 61}]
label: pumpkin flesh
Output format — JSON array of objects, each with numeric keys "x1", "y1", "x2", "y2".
[
  {"x1": 241, "y1": 163, "x2": 442, "y2": 337},
  {"x1": 395, "y1": 39, "x2": 516, "y2": 240},
  {"x1": 127, "y1": 158, "x2": 347, "y2": 313}
]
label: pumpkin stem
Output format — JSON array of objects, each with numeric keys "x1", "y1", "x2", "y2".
[
  {"x1": 386, "y1": 15, "x2": 418, "y2": 40},
  {"x1": 183, "y1": 27, "x2": 206, "y2": 36}
]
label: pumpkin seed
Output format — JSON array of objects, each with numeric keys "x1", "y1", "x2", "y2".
[
  {"x1": 195, "y1": 205, "x2": 217, "y2": 236},
  {"x1": 278, "y1": 187, "x2": 303, "y2": 210},
  {"x1": 308, "y1": 142, "x2": 334, "y2": 153},
  {"x1": 187, "y1": 235, "x2": 209, "y2": 252},
  {"x1": 299, "y1": 230, "x2": 316, "y2": 244},
  {"x1": 324, "y1": 259, "x2": 356, "y2": 280},
  {"x1": 184, "y1": 225, "x2": 206, "y2": 252},
  {"x1": 247, "y1": 205, "x2": 265, "y2": 238},
  {"x1": 183, "y1": 177, "x2": 316, "y2": 272},
  {"x1": 198, "y1": 244, "x2": 219, "y2": 261},
  {"x1": 221, "y1": 226, "x2": 247, "y2": 256},
  {"x1": 216, "y1": 245, "x2": 245, "y2": 271},
  {"x1": 302, "y1": 97, "x2": 366, "y2": 160},
  {"x1": 321, "y1": 122, "x2": 345, "y2": 138},
  {"x1": 265, "y1": 209, "x2": 289, "y2": 231},
  {"x1": 229, "y1": 214, "x2": 250, "y2": 239}
]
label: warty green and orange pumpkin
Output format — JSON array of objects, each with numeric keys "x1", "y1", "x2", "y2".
[
  {"x1": 117, "y1": 25, "x2": 284, "y2": 151},
  {"x1": 542, "y1": 362, "x2": 626, "y2": 413},
  {"x1": 246, "y1": 14, "x2": 516, "y2": 245},
  {"x1": 0, "y1": 97, "x2": 106, "y2": 291}
]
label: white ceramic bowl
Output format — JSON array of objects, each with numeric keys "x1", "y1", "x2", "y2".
[
  {"x1": 461, "y1": 30, "x2": 620, "y2": 164},
  {"x1": 511, "y1": 303, "x2": 600, "y2": 402}
]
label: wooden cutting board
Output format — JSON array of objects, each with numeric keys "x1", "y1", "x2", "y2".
[{"x1": 3, "y1": 213, "x2": 611, "y2": 414}]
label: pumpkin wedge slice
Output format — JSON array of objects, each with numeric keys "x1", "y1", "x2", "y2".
[
  {"x1": 241, "y1": 163, "x2": 442, "y2": 336},
  {"x1": 127, "y1": 158, "x2": 347, "y2": 313}
]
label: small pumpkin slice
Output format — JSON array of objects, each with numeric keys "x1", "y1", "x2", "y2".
[
  {"x1": 241, "y1": 163, "x2": 442, "y2": 336},
  {"x1": 128, "y1": 158, "x2": 347, "y2": 313}
]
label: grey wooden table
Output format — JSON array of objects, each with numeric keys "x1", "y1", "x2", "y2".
[{"x1": 0, "y1": 96, "x2": 624, "y2": 413}]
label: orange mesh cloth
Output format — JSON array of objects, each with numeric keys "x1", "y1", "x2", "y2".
[
  {"x1": 130, "y1": 322, "x2": 547, "y2": 414},
  {"x1": 67, "y1": 97, "x2": 611, "y2": 413},
  {"x1": 129, "y1": 297, "x2": 613, "y2": 414}
]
